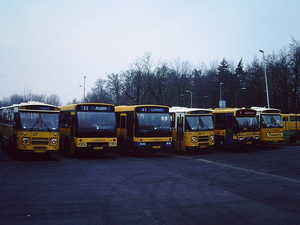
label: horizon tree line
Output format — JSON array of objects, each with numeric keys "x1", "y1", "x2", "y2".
[{"x1": 1, "y1": 38, "x2": 299, "y2": 114}]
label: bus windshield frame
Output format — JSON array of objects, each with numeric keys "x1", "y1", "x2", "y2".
[
  {"x1": 185, "y1": 115, "x2": 214, "y2": 131},
  {"x1": 19, "y1": 112, "x2": 59, "y2": 132},
  {"x1": 135, "y1": 112, "x2": 171, "y2": 137},
  {"x1": 234, "y1": 116, "x2": 259, "y2": 133},
  {"x1": 76, "y1": 111, "x2": 116, "y2": 137},
  {"x1": 261, "y1": 114, "x2": 283, "y2": 128}
]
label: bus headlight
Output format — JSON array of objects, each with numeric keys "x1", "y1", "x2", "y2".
[
  {"x1": 51, "y1": 138, "x2": 58, "y2": 145},
  {"x1": 266, "y1": 133, "x2": 270, "y2": 137},
  {"x1": 166, "y1": 141, "x2": 172, "y2": 146},
  {"x1": 191, "y1": 136, "x2": 197, "y2": 143},
  {"x1": 22, "y1": 138, "x2": 30, "y2": 145},
  {"x1": 210, "y1": 136, "x2": 214, "y2": 141}
]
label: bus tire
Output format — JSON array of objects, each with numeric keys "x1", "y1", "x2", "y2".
[{"x1": 217, "y1": 140, "x2": 224, "y2": 147}]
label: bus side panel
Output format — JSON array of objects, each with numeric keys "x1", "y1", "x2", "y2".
[
  {"x1": 60, "y1": 127, "x2": 74, "y2": 153},
  {"x1": 225, "y1": 114, "x2": 234, "y2": 148},
  {"x1": 0, "y1": 124, "x2": 16, "y2": 151},
  {"x1": 176, "y1": 115, "x2": 184, "y2": 150}
]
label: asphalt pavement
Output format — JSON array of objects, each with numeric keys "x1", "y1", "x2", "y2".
[{"x1": 1, "y1": 145, "x2": 300, "y2": 225}]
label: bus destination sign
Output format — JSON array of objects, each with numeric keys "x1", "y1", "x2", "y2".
[
  {"x1": 21, "y1": 105, "x2": 56, "y2": 111},
  {"x1": 236, "y1": 110, "x2": 256, "y2": 116},
  {"x1": 137, "y1": 107, "x2": 168, "y2": 113},
  {"x1": 77, "y1": 105, "x2": 113, "y2": 112}
]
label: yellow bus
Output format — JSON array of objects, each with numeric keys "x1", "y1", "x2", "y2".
[
  {"x1": 282, "y1": 113, "x2": 300, "y2": 131},
  {"x1": 281, "y1": 113, "x2": 300, "y2": 143},
  {"x1": 251, "y1": 107, "x2": 283, "y2": 145},
  {"x1": 170, "y1": 107, "x2": 214, "y2": 151},
  {"x1": 115, "y1": 105, "x2": 172, "y2": 154},
  {"x1": 213, "y1": 108, "x2": 260, "y2": 148},
  {"x1": 59, "y1": 103, "x2": 117, "y2": 155},
  {"x1": 0, "y1": 101, "x2": 60, "y2": 155}
]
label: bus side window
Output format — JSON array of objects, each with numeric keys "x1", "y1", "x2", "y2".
[
  {"x1": 214, "y1": 113, "x2": 225, "y2": 129},
  {"x1": 60, "y1": 111, "x2": 71, "y2": 127}
]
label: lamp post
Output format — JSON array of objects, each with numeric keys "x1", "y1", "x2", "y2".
[
  {"x1": 219, "y1": 83, "x2": 223, "y2": 100},
  {"x1": 235, "y1": 87, "x2": 246, "y2": 107},
  {"x1": 259, "y1": 50, "x2": 270, "y2": 108},
  {"x1": 186, "y1": 90, "x2": 193, "y2": 108},
  {"x1": 79, "y1": 76, "x2": 87, "y2": 102},
  {"x1": 83, "y1": 76, "x2": 86, "y2": 102}
]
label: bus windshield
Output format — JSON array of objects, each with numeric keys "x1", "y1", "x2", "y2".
[
  {"x1": 261, "y1": 115, "x2": 283, "y2": 128},
  {"x1": 136, "y1": 113, "x2": 171, "y2": 137},
  {"x1": 185, "y1": 115, "x2": 214, "y2": 131},
  {"x1": 20, "y1": 112, "x2": 59, "y2": 131},
  {"x1": 76, "y1": 112, "x2": 116, "y2": 137},
  {"x1": 235, "y1": 117, "x2": 259, "y2": 132}
]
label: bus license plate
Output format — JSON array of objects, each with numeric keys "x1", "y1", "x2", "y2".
[
  {"x1": 246, "y1": 142, "x2": 252, "y2": 145},
  {"x1": 152, "y1": 146, "x2": 161, "y2": 149},
  {"x1": 94, "y1": 147, "x2": 103, "y2": 150},
  {"x1": 34, "y1": 149, "x2": 45, "y2": 153}
]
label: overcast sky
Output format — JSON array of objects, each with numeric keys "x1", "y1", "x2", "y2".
[{"x1": 1, "y1": 0, "x2": 300, "y2": 105}]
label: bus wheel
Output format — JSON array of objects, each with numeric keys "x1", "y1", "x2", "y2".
[{"x1": 216, "y1": 140, "x2": 224, "y2": 148}]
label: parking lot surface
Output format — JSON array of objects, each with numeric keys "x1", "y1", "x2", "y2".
[{"x1": 1, "y1": 145, "x2": 300, "y2": 225}]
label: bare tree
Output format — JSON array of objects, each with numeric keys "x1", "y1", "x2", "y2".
[
  {"x1": 45, "y1": 94, "x2": 61, "y2": 106},
  {"x1": 106, "y1": 73, "x2": 123, "y2": 105}
]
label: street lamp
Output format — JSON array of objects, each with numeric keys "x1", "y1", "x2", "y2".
[
  {"x1": 219, "y1": 83, "x2": 223, "y2": 100},
  {"x1": 79, "y1": 76, "x2": 87, "y2": 102},
  {"x1": 259, "y1": 50, "x2": 270, "y2": 108},
  {"x1": 186, "y1": 90, "x2": 193, "y2": 108},
  {"x1": 235, "y1": 87, "x2": 246, "y2": 107}
]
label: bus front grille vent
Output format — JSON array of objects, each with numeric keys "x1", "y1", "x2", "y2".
[{"x1": 32, "y1": 138, "x2": 49, "y2": 145}]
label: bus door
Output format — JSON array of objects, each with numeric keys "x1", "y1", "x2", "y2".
[
  {"x1": 127, "y1": 112, "x2": 134, "y2": 141},
  {"x1": 176, "y1": 115, "x2": 184, "y2": 150},
  {"x1": 225, "y1": 113, "x2": 234, "y2": 148},
  {"x1": 119, "y1": 113, "x2": 127, "y2": 139}
]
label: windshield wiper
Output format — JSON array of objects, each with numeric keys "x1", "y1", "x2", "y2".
[
  {"x1": 30, "y1": 115, "x2": 51, "y2": 131},
  {"x1": 198, "y1": 117, "x2": 209, "y2": 130}
]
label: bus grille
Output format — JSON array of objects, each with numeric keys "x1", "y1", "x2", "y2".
[
  {"x1": 198, "y1": 136, "x2": 209, "y2": 142},
  {"x1": 32, "y1": 138, "x2": 49, "y2": 145}
]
